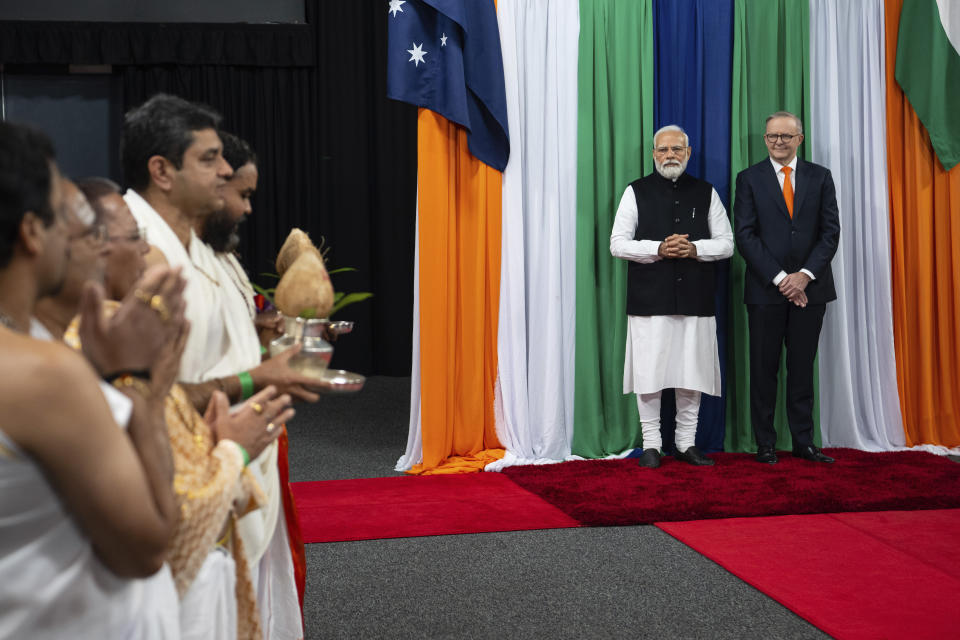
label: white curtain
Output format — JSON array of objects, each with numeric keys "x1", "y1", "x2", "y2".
[
  {"x1": 809, "y1": 0, "x2": 906, "y2": 450},
  {"x1": 396, "y1": 198, "x2": 422, "y2": 471},
  {"x1": 487, "y1": 0, "x2": 580, "y2": 471}
]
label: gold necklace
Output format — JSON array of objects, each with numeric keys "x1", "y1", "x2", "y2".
[{"x1": 191, "y1": 262, "x2": 221, "y2": 287}]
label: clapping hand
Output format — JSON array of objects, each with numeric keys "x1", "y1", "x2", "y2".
[
  {"x1": 79, "y1": 265, "x2": 188, "y2": 377},
  {"x1": 205, "y1": 386, "x2": 294, "y2": 460}
]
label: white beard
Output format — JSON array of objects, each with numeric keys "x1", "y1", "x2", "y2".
[{"x1": 655, "y1": 157, "x2": 689, "y2": 180}]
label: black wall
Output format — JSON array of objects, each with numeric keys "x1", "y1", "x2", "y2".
[
  {"x1": 0, "y1": 2, "x2": 418, "y2": 376},
  {"x1": 0, "y1": 0, "x2": 304, "y2": 23}
]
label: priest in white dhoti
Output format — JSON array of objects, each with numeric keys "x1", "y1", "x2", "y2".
[
  {"x1": 610, "y1": 125, "x2": 734, "y2": 468},
  {"x1": 202, "y1": 132, "x2": 305, "y2": 640},
  {"x1": 121, "y1": 94, "x2": 304, "y2": 639}
]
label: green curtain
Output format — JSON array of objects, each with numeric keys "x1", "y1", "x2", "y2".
[
  {"x1": 572, "y1": 0, "x2": 655, "y2": 457},
  {"x1": 725, "y1": 0, "x2": 820, "y2": 452}
]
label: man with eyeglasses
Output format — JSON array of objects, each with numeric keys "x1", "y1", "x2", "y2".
[
  {"x1": 734, "y1": 111, "x2": 840, "y2": 465},
  {"x1": 33, "y1": 179, "x2": 110, "y2": 334},
  {"x1": 610, "y1": 125, "x2": 733, "y2": 468},
  {"x1": 78, "y1": 177, "x2": 151, "y2": 303}
]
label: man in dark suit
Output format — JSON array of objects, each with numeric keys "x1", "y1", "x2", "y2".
[{"x1": 734, "y1": 111, "x2": 840, "y2": 464}]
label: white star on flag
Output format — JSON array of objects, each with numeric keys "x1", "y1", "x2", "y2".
[
  {"x1": 388, "y1": 0, "x2": 406, "y2": 18},
  {"x1": 407, "y1": 42, "x2": 427, "y2": 67},
  {"x1": 440, "y1": 33, "x2": 448, "y2": 46}
]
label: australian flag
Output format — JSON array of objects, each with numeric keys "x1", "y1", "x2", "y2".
[{"x1": 386, "y1": 0, "x2": 510, "y2": 171}]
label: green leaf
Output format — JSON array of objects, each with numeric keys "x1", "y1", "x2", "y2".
[
  {"x1": 258, "y1": 272, "x2": 280, "y2": 280},
  {"x1": 251, "y1": 282, "x2": 275, "y2": 305},
  {"x1": 330, "y1": 292, "x2": 373, "y2": 317},
  {"x1": 298, "y1": 307, "x2": 317, "y2": 319},
  {"x1": 328, "y1": 267, "x2": 357, "y2": 275}
]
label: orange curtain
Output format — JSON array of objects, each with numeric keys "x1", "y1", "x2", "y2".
[
  {"x1": 885, "y1": 0, "x2": 960, "y2": 447},
  {"x1": 407, "y1": 108, "x2": 505, "y2": 474}
]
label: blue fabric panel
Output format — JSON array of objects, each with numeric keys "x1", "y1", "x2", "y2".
[{"x1": 653, "y1": 0, "x2": 733, "y2": 453}]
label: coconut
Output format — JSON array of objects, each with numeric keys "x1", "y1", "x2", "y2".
[
  {"x1": 274, "y1": 250, "x2": 335, "y2": 319},
  {"x1": 275, "y1": 228, "x2": 322, "y2": 277}
]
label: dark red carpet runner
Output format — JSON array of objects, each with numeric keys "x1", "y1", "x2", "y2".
[
  {"x1": 657, "y1": 509, "x2": 960, "y2": 640},
  {"x1": 501, "y1": 448, "x2": 960, "y2": 526}
]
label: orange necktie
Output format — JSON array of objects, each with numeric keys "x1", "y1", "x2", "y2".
[{"x1": 782, "y1": 166, "x2": 794, "y2": 217}]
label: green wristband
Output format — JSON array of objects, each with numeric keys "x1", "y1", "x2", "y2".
[
  {"x1": 238, "y1": 371, "x2": 255, "y2": 400},
  {"x1": 235, "y1": 442, "x2": 251, "y2": 467}
]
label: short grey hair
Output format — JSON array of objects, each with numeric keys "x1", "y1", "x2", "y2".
[
  {"x1": 653, "y1": 125, "x2": 689, "y2": 148},
  {"x1": 765, "y1": 111, "x2": 803, "y2": 134}
]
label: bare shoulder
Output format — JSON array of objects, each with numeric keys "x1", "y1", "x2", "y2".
[{"x1": 0, "y1": 332, "x2": 108, "y2": 446}]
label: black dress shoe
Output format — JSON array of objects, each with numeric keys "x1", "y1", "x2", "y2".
[
  {"x1": 793, "y1": 445, "x2": 834, "y2": 463},
  {"x1": 636, "y1": 448, "x2": 661, "y2": 468},
  {"x1": 756, "y1": 445, "x2": 778, "y2": 464},
  {"x1": 675, "y1": 446, "x2": 715, "y2": 466}
]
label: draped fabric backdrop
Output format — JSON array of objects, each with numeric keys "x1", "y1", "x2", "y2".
[
  {"x1": 392, "y1": 0, "x2": 509, "y2": 474},
  {"x1": 885, "y1": 0, "x2": 960, "y2": 449},
  {"x1": 725, "y1": 0, "x2": 818, "y2": 452},
  {"x1": 401, "y1": 0, "x2": 960, "y2": 471},
  {"x1": 404, "y1": 109, "x2": 505, "y2": 474},
  {"x1": 651, "y1": 0, "x2": 734, "y2": 454},
  {"x1": 809, "y1": 0, "x2": 906, "y2": 450},
  {"x1": 571, "y1": 0, "x2": 654, "y2": 458},
  {"x1": 489, "y1": 0, "x2": 579, "y2": 470}
]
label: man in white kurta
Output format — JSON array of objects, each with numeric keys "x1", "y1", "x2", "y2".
[
  {"x1": 610, "y1": 125, "x2": 733, "y2": 468},
  {"x1": 123, "y1": 96, "x2": 305, "y2": 639},
  {"x1": 201, "y1": 132, "x2": 303, "y2": 640}
]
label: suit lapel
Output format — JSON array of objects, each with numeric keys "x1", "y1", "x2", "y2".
[
  {"x1": 761, "y1": 160, "x2": 792, "y2": 220},
  {"x1": 792, "y1": 157, "x2": 809, "y2": 218}
]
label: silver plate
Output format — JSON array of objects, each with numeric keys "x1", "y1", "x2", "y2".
[
  {"x1": 312, "y1": 369, "x2": 365, "y2": 393},
  {"x1": 326, "y1": 321, "x2": 354, "y2": 336}
]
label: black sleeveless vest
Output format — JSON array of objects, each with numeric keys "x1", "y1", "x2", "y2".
[{"x1": 626, "y1": 172, "x2": 716, "y2": 317}]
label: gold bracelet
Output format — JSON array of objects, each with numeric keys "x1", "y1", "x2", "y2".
[{"x1": 112, "y1": 373, "x2": 152, "y2": 398}]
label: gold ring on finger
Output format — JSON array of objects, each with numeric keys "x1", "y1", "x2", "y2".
[
  {"x1": 133, "y1": 288, "x2": 152, "y2": 306},
  {"x1": 266, "y1": 422, "x2": 277, "y2": 433},
  {"x1": 250, "y1": 402, "x2": 264, "y2": 415},
  {"x1": 149, "y1": 295, "x2": 170, "y2": 322}
]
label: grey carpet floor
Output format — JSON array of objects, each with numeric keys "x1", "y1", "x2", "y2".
[{"x1": 287, "y1": 377, "x2": 830, "y2": 639}]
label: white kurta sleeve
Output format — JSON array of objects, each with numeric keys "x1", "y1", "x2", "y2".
[
  {"x1": 610, "y1": 186, "x2": 663, "y2": 263},
  {"x1": 692, "y1": 188, "x2": 734, "y2": 261}
]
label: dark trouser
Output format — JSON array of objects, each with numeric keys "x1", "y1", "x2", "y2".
[{"x1": 747, "y1": 302, "x2": 826, "y2": 450}]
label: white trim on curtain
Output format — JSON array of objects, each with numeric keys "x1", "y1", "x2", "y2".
[
  {"x1": 810, "y1": 0, "x2": 906, "y2": 451},
  {"x1": 396, "y1": 195, "x2": 423, "y2": 471},
  {"x1": 487, "y1": 0, "x2": 580, "y2": 471}
]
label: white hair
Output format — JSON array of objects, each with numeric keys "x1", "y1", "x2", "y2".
[{"x1": 653, "y1": 125, "x2": 689, "y2": 148}]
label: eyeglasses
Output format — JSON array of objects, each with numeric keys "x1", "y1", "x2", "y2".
[
  {"x1": 654, "y1": 146, "x2": 688, "y2": 155},
  {"x1": 765, "y1": 133, "x2": 800, "y2": 143},
  {"x1": 69, "y1": 224, "x2": 108, "y2": 245},
  {"x1": 106, "y1": 226, "x2": 147, "y2": 244}
]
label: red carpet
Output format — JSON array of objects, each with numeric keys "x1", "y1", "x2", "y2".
[
  {"x1": 657, "y1": 510, "x2": 960, "y2": 640},
  {"x1": 502, "y1": 449, "x2": 960, "y2": 526},
  {"x1": 291, "y1": 473, "x2": 580, "y2": 542}
]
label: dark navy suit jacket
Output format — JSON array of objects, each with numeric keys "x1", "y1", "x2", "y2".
[{"x1": 734, "y1": 157, "x2": 840, "y2": 305}]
